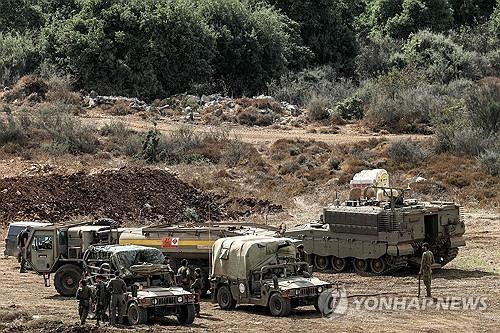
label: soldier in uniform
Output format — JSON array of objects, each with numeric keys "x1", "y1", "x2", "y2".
[
  {"x1": 17, "y1": 226, "x2": 31, "y2": 273},
  {"x1": 419, "y1": 242, "x2": 434, "y2": 298},
  {"x1": 177, "y1": 259, "x2": 191, "y2": 291},
  {"x1": 191, "y1": 268, "x2": 203, "y2": 318},
  {"x1": 296, "y1": 244, "x2": 308, "y2": 263},
  {"x1": 94, "y1": 275, "x2": 109, "y2": 326},
  {"x1": 76, "y1": 279, "x2": 94, "y2": 325},
  {"x1": 107, "y1": 271, "x2": 127, "y2": 325}
]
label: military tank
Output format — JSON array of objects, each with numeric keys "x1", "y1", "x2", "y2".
[{"x1": 284, "y1": 169, "x2": 466, "y2": 274}]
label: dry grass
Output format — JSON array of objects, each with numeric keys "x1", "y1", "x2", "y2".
[
  {"x1": 234, "y1": 97, "x2": 284, "y2": 114},
  {"x1": 108, "y1": 101, "x2": 135, "y2": 116}
]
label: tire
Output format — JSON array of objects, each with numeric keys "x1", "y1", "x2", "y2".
[
  {"x1": 54, "y1": 264, "x2": 82, "y2": 296},
  {"x1": 331, "y1": 256, "x2": 347, "y2": 273},
  {"x1": 127, "y1": 302, "x2": 148, "y2": 325},
  {"x1": 217, "y1": 285, "x2": 236, "y2": 310},
  {"x1": 177, "y1": 304, "x2": 196, "y2": 325},
  {"x1": 313, "y1": 255, "x2": 329, "y2": 271},
  {"x1": 268, "y1": 293, "x2": 291, "y2": 317},
  {"x1": 370, "y1": 257, "x2": 387, "y2": 275},
  {"x1": 353, "y1": 259, "x2": 368, "y2": 273}
]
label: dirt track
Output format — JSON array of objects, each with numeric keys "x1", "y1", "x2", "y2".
[
  {"x1": 85, "y1": 112, "x2": 431, "y2": 145},
  {"x1": 0, "y1": 210, "x2": 498, "y2": 333}
]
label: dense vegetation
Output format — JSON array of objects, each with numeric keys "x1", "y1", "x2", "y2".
[{"x1": 0, "y1": 0, "x2": 499, "y2": 174}]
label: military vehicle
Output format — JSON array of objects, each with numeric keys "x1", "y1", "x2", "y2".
[
  {"x1": 25, "y1": 218, "x2": 124, "y2": 296},
  {"x1": 83, "y1": 244, "x2": 197, "y2": 325},
  {"x1": 119, "y1": 223, "x2": 278, "y2": 294},
  {"x1": 4, "y1": 221, "x2": 51, "y2": 258},
  {"x1": 284, "y1": 169, "x2": 466, "y2": 274},
  {"x1": 211, "y1": 236, "x2": 334, "y2": 317}
]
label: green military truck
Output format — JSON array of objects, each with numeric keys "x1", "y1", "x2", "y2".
[
  {"x1": 25, "y1": 219, "x2": 122, "y2": 296},
  {"x1": 83, "y1": 244, "x2": 197, "y2": 325},
  {"x1": 211, "y1": 236, "x2": 334, "y2": 317}
]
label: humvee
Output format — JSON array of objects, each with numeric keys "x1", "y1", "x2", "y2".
[
  {"x1": 211, "y1": 236, "x2": 334, "y2": 317},
  {"x1": 83, "y1": 244, "x2": 197, "y2": 325}
]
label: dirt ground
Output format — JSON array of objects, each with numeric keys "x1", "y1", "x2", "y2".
[{"x1": 0, "y1": 210, "x2": 498, "y2": 333}]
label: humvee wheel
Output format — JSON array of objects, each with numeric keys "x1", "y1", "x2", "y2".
[
  {"x1": 370, "y1": 257, "x2": 387, "y2": 275},
  {"x1": 54, "y1": 264, "x2": 82, "y2": 296},
  {"x1": 127, "y1": 302, "x2": 148, "y2": 325},
  {"x1": 353, "y1": 259, "x2": 368, "y2": 273},
  {"x1": 269, "y1": 293, "x2": 291, "y2": 317},
  {"x1": 313, "y1": 255, "x2": 329, "y2": 271},
  {"x1": 331, "y1": 257, "x2": 347, "y2": 273},
  {"x1": 177, "y1": 304, "x2": 195, "y2": 325},
  {"x1": 217, "y1": 285, "x2": 236, "y2": 310}
]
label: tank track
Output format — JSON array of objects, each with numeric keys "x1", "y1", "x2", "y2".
[
  {"x1": 439, "y1": 248, "x2": 459, "y2": 267},
  {"x1": 382, "y1": 256, "x2": 408, "y2": 275}
]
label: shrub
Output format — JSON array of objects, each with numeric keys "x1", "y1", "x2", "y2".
[
  {"x1": 237, "y1": 107, "x2": 274, "y2": 126},
  {"x1": 35, "y1": 104, "x2": 98, "y2": 154},
  {"x1": 99, "y1": 121, "x2": 132, "y2": 137},
  {"x1": 268, "y1": 66, "x2": 357, "y2": 106},
  {"x1": 0, "y1": 114, "x2": 25, "y2": 146},
  {"x1": 222, "y1": 138, "x2": 253, "y2": 167},
  {"x1": 387, "y1": 140, "x2": 428, "y2": 164},
  {"x1": 307, "y1": 96, "x2": 329, "y2": 121},
  {"x1": 45, "y1": 73, "x2": 80, "y2": 105},
  {"x1": 336, "y1": 96, "x2": 364, "y2": 120},
  {"x1": 109, "y1": 102, "x2": 135, "y2": 116},
  {"x1": 479, "y1": 146, "x2": 500, "y2": 176},
  {"x1": 0, "y1": 32, "x2": 40, "y2": 87}
]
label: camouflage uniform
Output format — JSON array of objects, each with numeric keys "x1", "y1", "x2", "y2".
[
  {"x1": 107, "y1": 276, "x2": 127, "y2": 325},
  {"x1": 177, "y1": 265, "x2": 191, "y2": 291},
  {"x1": 420, "y1": 250, "x2": 434, "y2": 297},
  {"x1": 191, "y1": 269, "x2": 203, "y2": 317},
  {"x1": 76, "y1": 284, "x2": 93, "y2": 325},
  {"x1": 95, "y1": 280, "x2": 109, "y2": 325}
]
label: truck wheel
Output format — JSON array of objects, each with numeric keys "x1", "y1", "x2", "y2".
[
  {"x1": 177, "y1": 304, "x2": 195, "y2": 324},
  {"x1": 54, "y1": 264, "x2": 82, "y2": 296},
  {"x1": 353, "y1": 259, "x2": 368, "y2": 273},
  {"x1": 313, "y1": 255, "x2": 329, "y2": 271},
  {"x1": 370, "y1": 257, "x2": 387, "y2": 275},
  {"x1": 128, "y1": 302, "x2": 148, "y2": 325},
  {"x1": 217, "y1": 285, "x2": 236, "y2": 310},
  {"x1": 268, "y1": 293, "x2": 291, "y2": 317},
  {"x1": 331, "y1": 257, "x2": 347, "y2": 273}
]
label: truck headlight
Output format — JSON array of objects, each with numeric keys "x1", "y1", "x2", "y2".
[
  {"x1": 295, "y1": 289, "x2": 300, "y2": 296},
  {"x1": 177, "y1": 296, "x2": 183, "y2": 303},
  {"x1": 151, "y1": 298, "x2": 158, "y2": 305},
  {"x1": 317, "y1": 287, "x2": 323, "y2": 293}
]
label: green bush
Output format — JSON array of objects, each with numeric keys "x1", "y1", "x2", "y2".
[
  {"x1": 268, "y1": 66, "x2": 357, "y2": 106},
  {"x1": 355, "y1": 34, "x2": 404, "y2": 79},
  {"x1": 0, "y1": 114, "x2": 26, "y2": 146},
  {"x1": 402, "y1": 30, "x2": 487, "y2": 83},
  {"x1": 307, "y1": 95, "x2": 330, "y2": 121},
  {"x1": 0, "y1": 32, "x2": 40, "y2": 86},
  {"x1": 387, "y1": 140, "x2": 428, "y2": 164},
  {"x1": 449, "y1": 0, "x2": 497, "y2": 26},
  {"x1": 336, "y1": 96, "x2": 364, "y2": 120}
]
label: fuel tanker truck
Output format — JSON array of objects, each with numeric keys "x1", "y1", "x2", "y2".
[{"x1": 284, "y1": 169, "x2": 466, "y2": 274}]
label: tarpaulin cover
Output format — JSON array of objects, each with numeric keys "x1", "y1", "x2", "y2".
[
  {"x1": 87, "y1": 244, "x2": 165, "y2": 278},
  {"x1": 211, "y1": 236, "x2": 297, "y2": 280}
]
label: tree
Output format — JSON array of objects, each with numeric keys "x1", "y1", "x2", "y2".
[
  {"x1": 197, "y1": 0, "x2": 309, "y2": 95},
  {"x1": 448, "y1": 0, "x2": 497, "y2": 26},
  {"x1": 0, "y1": 0, "x2": 43, "y2": 32},
  {"x1": 361, "y1": 0, "x2": 454, "y2": 39},
  {"x1": 491, "y1": 0, "x2": 500, "y2": 38},
  {"x1": 265, "y1": 0, "x2": 360, "y2": 75}
]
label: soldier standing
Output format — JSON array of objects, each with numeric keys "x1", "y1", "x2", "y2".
[
  {"x1": 419, "y1": 243, "x2": 434, "y2": 298},
  {"x1": 95, "y1": 275, "x2": 109, "y2": 326},
  {"x1": 177, "y1": 259, "x2": 191, "y2": 291},
  {"x1": 191, "y1": 268, "x2": 203, "y2": 318},
  {"x1": 107, "y1": 271, "x2": 127, "y2": 325},
  {"x1": 76, "y1": 280, "x2": 94, "y2": 325},
  {"x1": 17, "y1": 226, "x2": 31, "y2": 273},
  {"x1": 296, "y1": 244, "x2": 308, "y2": 263}
]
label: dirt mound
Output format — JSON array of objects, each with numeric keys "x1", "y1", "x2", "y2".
[{"x1": 0, "y1": 168, "x2": 281, "y2": 224}]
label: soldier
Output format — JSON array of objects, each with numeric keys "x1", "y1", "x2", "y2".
[
  {"x1": 107, "y1": 271, "x2": 127, "y2": 325},
  {"x1": 296, "y1": 244, "x2": 308, "y2": 263},
  {"x1": 419, "y1": 243, "x2": 434, "y2": 298},
  {"x1": 17, "y1": 226, "x2": 31, "y2": 273},
  {"x1": 163, "y1": 257, "x2": 175, "y2": 287},
  {"x1": 191, "y1": 268, "x2": 203, "y2": 318},
  {"x1": 76, "y1": 279, "x2": 94, "y2": 325},
  {"x1": 177, "y1": 259, "x2": 191, "y2": 291},
  {"x1": 94, "y1": 275, "x2": 109, "y2": 326}
]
